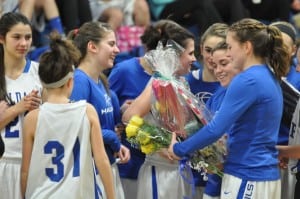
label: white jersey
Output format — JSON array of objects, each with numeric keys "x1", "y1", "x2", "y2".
[
  {"x1": 288, "y1": 99, "x2": 300, "y2": 174},
  {"x1": 1, "y1": 60, "x2": 42, "y2": 159},
  {"x1": 26, "y1": 100, "x2": 101, "y2": 199}
]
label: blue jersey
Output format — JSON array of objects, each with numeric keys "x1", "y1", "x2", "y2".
[
  {"x1": 204, "y1": 86, "x2": 227, "y2": 197},
  {"x1": 175, "y1": 65, "x2": 281, "y2": 181},
  {"x1": 185, "y1": 69, "x2": 220, "y2": 103},
  {"x1": 206, "y1": 86, "x2": 227, "y2": 114},
  {"x1": 109, "y1": 58, "x2": 151, "y2": 179},
  {"x1": 71, "y1": 69, "x2": 120, "y2": 164},
  {"x1": 184, "y1": 69, "x2": 220, "y2": 186},
  {"x1": 287, "y1": 60, "x2": 300, "y2": 91},
  {"x1": 109, "y1": 58, "x2": 151, "y2": 106}
]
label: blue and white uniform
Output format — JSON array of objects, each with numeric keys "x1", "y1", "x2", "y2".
[
  {"x1": 174, "y1": 65, "x2": 282, "y2": 199},
  {"x1": 203, "y1": 86, "x2": 227, "y2": 199},
  {"x1": 25, "y1": 101, "x2": 102, "y2": 199},
  {"x1": 288, "y1": 98, "x2": 300, "y2": 199},
  {"x1": 279, "y1": 60, "x2": 300, "y2": 199},
  {"x1": 185, "y1": 68, "x2": 221, "y2": 198},
  {"x1": 185, "y1": 69, "x2": 220, "y2": 103},
  {"x1": 71, "y1": 69, "x2": 124, "y2": 199},
  {"x1": 0, "y1": 59, "x2": 42, "y2": 199}
]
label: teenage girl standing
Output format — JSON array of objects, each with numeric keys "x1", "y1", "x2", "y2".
[{"x1": 0, "y1": 12, "x2": 42, "y2": 199}]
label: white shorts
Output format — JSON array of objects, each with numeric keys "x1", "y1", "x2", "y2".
[
  {"x1": 96, "y1": 163, "x2": 125, "y2": 199},
  {"x1": 120, "y1": 178, "x2": 138, "y2": 199},
  {"x1": 280, "y1": 168, "x2": 296, "y2": 199},
  {"x1": 0, "y1": 158, "x2": 22, "y2": 199},
  {"x1": 203, "y1": 194, "x2": 220, "y2": 199},
  {"x1": 221, "y1": 173, "x2": 281, "y2": 199},
  {"x1": 136, "y1": 153, "x2": 192, "y2": 199}
]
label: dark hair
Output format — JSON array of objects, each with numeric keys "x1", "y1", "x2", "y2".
[
  {"x1": 39, "y1": 32, "x2": 80, "y2": 85},
  {"x1": 67, "y1": 21, "x2": 113, "y2": 94},
  {"x1": 229, "y1": 18, "x2": 290, "y2": 79},
  {"x1": 140, "y1": 19, "x2": 194, "y2": 51},
  {"x1": 0, "y1": 12, "x2": 32, "y2": 101},
  {"x1": 270, "y1": 21, "x2": 296, "y2": 44}
]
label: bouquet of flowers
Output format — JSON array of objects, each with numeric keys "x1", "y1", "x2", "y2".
[
  {"x1": 125, "y1": 41, "x2": 226, "y2": 178},
  {"x1": 188, "y1": 135, "x2": 227, "y2": 178},
  {"x1": 125, "y1": 115, "x2": 171, "y2": 154}
]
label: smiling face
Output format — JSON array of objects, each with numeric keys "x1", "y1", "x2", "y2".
[
  {"x1": 95, "y1": 31, "x2": 120, "y2": 70},
  {"x1": 0, "y1": 22, "x2": 32, "y2": 60},
  {"x1": 212, "y1": 49, "x2": 241, "y2": 87},
  {"x1": 201, "y1": 36, "x2": 225, "y2": 71},
  {"x1": 177, "y1": 38, "x2": 196, "y2": 75}
]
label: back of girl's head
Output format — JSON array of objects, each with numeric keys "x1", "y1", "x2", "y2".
[
  {"x1": 229, "y1": 18, "x2": 290, "y2": 79},
  {"x1": 200, "y1": 23, "x2": 229, "y2": 45},
  {"x1": 39, "y1": 32, "x2": 80, "y2": 85},
  {"x1": 67, "y1": 22, "x2": 113, "y2": 61},
  {"x1": 0, "y1": 12, "x2": 31, "y2": 101},
  {"x1": 141, "y1": 19, "x2": 194, "y2": 51},
  {"x1": 270, "y1": 21, "x2": 296, "y2": 44}
]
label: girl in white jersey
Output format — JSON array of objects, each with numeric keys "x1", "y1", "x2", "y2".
[
  {"x1": 21, "y1": 32, "x2": 115, "y2": 199},
  {"x1": 0, "y1": 12, "x2": 42, "y2": 199}
]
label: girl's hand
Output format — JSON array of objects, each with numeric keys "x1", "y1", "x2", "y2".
[
  {"x1": 117, "y1": 145, "x2": 130, "y2": 164},
  {"x1": 23, "y1": 90, "x2": 41, "y2": 111},
  {"x1": 167, "y1": 132, "x2": 181, "y2": 161}
]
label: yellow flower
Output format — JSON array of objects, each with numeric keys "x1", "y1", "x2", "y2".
[
  {"x1": 136, "y1": 130, "x2": 151, "y2": 145},
  {"x1": 141, "y1": 143, "x2": 156, "y2": 154},
  {"x1": 129, "y1": 115, "x2": 144, "y2": 127},
  {"x1": 125, "y1": 124, "x2": 139, "y2": 138}
]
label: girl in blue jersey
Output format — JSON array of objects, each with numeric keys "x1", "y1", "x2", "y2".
[
  {"x1": 185, "y1": 23, "x2": 228, "y2": 198},
  {"x1": 204, "y1": 42, "x2": 242, "y2": 199},
  {"x1": 0, "y1": 12, "x2": 42, "y2": 199},
  {"x1": 122, "y1": 24, "x2": 197, "y2": 199},
  {"x1": 168, "y1": 18, "x2": 291, "y2": 199},
  {"x1": 68, "y1": 21, "x2": 130, "y2": 199},
  {"x1": 186, "y1": 23, "x2": 228, "y2": 102},
  {"x1": 21, "y1": 32, "x2": 115, "y2": 199},
  {"x1": 108, "y1": 19, "x2": 194, "y2": 199}
]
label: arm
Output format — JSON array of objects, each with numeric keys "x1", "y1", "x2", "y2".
[
  {"x1": 170, "y1": 75, "x2": 256, "y2": 157},
  {"x1": 277, "y1": 145, "x2": 300, "y2": 159},
  {"x1": 87, "y1": 104, "x2": 115, "y2": 199},
  {"x1": 122, "y1": 84, "x2": 152, "y2": 123},
  {"x1": 0, "y1": 101, "x2": 8, "y2": 121},
  {"x1": 20, "y1": 109, "x2": 39, "y2": 198}
]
